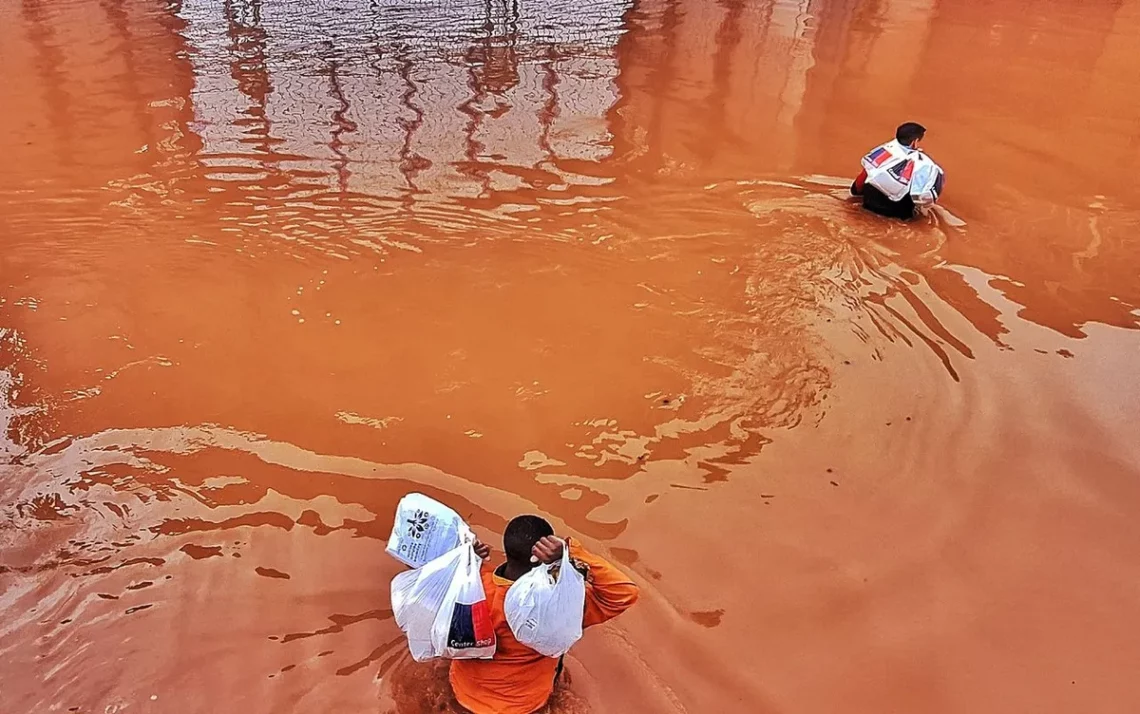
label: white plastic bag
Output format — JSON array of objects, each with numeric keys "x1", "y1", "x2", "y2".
[
  {"x1": 504, "y1": 541, "x2": 586, "y2": 657},
  {"x1": 862, "y1": 140, "x2": 944, "y2": 204},
  {"x1": 386, "y1": 493, "x2": 473, "y2": 568},
  {"x1": 391, "y1": 543, "x2": 496, "y2": 662}
]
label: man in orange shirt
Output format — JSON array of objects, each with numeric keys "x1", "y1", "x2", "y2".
[{"x1": 452, "y1": 516, "x2": 640, "y2": 713}]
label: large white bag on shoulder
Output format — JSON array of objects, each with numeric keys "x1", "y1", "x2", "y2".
[
  {"x1": 504, "y1": 542, "x2": 586, "y2": 657},
  {"x1": 386, "y1": 493, "x2": 473, "y2": 568},
  {"x1": 391, "y1": 543, "x2": 496, "y2": 662}
]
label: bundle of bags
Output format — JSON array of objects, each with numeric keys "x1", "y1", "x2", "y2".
[
  {"x1": 387, "y1": 493, "x2": 586, "y2": 661},
  {"x1": 387, "y1": 493, "x2": 495, "y2": 661}
]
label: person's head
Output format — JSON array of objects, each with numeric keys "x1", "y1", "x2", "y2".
[
  {"x1": 503, "y1": 514, "x2": 554, "y2": 567},
  {"x1": 896, "y1": 122, "x2": 926, "y2": 148}
]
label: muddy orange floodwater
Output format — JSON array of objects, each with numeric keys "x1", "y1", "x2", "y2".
[{"x1": 3, "y1": 0, "x2": 1140, "y2": 712}]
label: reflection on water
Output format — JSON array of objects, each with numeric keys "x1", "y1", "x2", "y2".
[{"x1": 3, "y1": 0, "x2": 1140, "y2": 712}]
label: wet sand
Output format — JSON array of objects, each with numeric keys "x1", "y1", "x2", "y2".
[{"x1": 2, "y1": 0, "x2": 1140, "y2": 712}]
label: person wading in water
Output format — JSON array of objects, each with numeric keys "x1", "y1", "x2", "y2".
[
  {"x1": 851, "y1": 122, "x2": 946, "y2": 220},
  {"x1": 451, "y1": 516, "x2": 639, "y2": 714}
]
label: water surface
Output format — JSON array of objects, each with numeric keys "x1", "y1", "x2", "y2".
[{"x1": 2, "y1": 0, "x2": 1140, "y2": 712}]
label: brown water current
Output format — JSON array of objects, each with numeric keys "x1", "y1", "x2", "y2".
[{"x1": 2, "y1": 0, "x2": 1140, "y2": 712}]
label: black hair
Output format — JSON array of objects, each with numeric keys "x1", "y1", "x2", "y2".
[
  {"x1": 503, "y1": 515, "x2": 554, "y2": 563},
  {"x1": 896, "y1": 122, "x2": 926, "y2": 146}
]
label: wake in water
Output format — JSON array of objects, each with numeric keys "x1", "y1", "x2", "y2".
[
  {"x1": 0, "y1": 174, "x2": 987, "y2": 713},
  {"x1": 378, "y1": 656, "x2": 594, "y2": 713}
]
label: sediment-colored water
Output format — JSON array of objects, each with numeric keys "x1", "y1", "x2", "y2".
[{"x1": 2, "y1": 0, "x2": 1140, "y2": 712}]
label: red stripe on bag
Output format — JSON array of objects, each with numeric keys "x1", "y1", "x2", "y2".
[
  {"x1": 471, "y1": 599, "x2": 494, "y2": 645},
  {"x1": 868, "y1": 148, "x2": 891, "y2": 166}
]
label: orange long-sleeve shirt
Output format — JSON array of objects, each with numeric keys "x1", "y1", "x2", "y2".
[{"x1": 449, "y1": 539, "x2": 640, "y2": 714}]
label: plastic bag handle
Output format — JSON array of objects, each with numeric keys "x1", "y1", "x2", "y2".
[{"x1": 544, "y1": 539, "x2": 573, "y2": 583}]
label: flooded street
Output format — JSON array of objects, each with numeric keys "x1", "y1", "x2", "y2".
[{"x1": 3, "y1": 0, "x2": 1140, "y2": 711}]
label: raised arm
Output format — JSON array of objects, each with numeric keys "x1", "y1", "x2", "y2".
[{"x1": 568, "y1": 539, "x2": 640, "y2": 627}]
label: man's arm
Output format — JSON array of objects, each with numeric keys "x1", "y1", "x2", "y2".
[
  {"x1": 568, "y1": 539, "x2": 640, "y2": 627},
  {"x1": 530, "y1": 536, "x2": 640, "y2": 627}
]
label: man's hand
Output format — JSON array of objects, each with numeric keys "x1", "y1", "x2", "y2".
[
  {"x1": 472, "y1": 539, "x2": 491, "y2": 560},
  {"x1": 530, "y1": 536, "x2": 565, "y2": 565}
]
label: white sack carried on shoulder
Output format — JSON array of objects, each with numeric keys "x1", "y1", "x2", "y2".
[
  {"x1": 504, "y1": 541, "x2": 586, "y2": 657},
  {"x1": 386, "y1": 493, "x2": 473, "y2": 568},
  {"x1": 862, "y1": 140, "x2": 945, "y2": 205}
]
